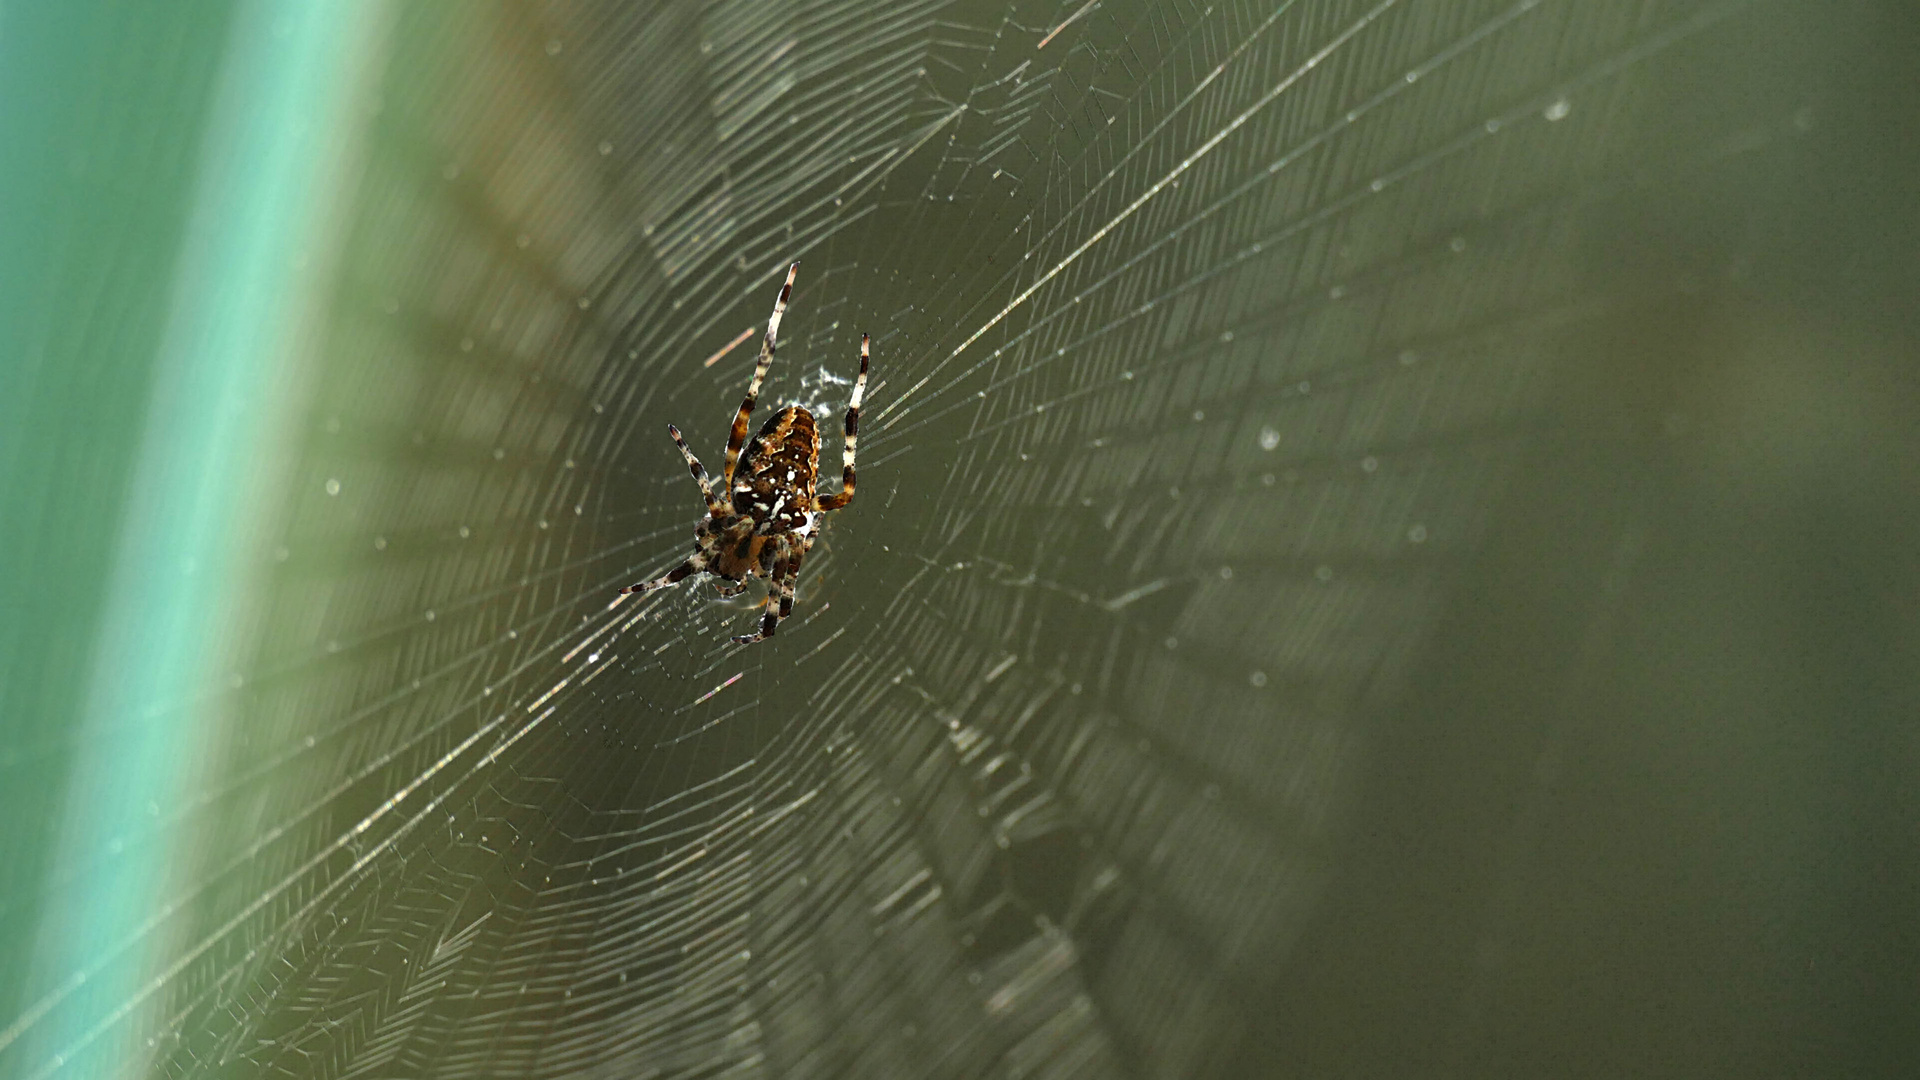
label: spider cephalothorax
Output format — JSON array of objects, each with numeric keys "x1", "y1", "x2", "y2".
[{"x1": 621, "y1": 262, "x2": 867, "y2": 644}]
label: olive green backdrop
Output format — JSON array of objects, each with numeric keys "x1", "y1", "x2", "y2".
[{"x1": 2, "y1": 1, "x2": 1915, "y2": 1077}]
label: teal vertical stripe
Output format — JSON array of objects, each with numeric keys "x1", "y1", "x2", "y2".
[
  {"x1": 18, "y1": 2, "x2": 376, "y2": 1074},
  {"x1": 0, "y1": 0, "x2": 237, "y2": 1038}
]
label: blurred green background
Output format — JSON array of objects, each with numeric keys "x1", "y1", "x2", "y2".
[
  {"x1": 3, "y1": 1, "x2": 1916, "y2": 1077},
  {"x1": 2, "y1": 0, "x2": 242, "y2": 1048}
]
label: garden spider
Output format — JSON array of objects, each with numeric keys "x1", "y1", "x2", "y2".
[{"x1": 621, "y1": 262, "x2": 867, "y2": 645}]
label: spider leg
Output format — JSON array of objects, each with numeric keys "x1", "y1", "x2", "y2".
[
  {"x1": 722, "y1": 262, "x2": 798, "y2": 488},
  {"x1": 666, "y1": 424, "x2": 728, "y2": 516},
  {"x1": 620, "y1": 556, "x2": 705, "y2": 595},
  {"x1": 730, "y1": 540, "x2": 791, "y2": 645},
  {"x1": 712, "y1": 577, "x2": 749, "y2": 598},
  {"x1": 813, "y1": 333, "x2": 867, "y2": 512},
  {"x1": 775, "y1": 538, "x2": 808, "y2": 621}
]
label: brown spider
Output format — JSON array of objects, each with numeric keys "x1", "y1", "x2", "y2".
[{"x1": 621, "y1": 262, "x2": 867, "y2": 645}]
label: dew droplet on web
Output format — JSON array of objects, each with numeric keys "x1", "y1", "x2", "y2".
[{"x1": 1259, "y1": 427, "x2": 1280, "y2": 451}]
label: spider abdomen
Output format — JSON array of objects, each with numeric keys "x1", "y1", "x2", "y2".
[{"x1": 732, "y1": 405, "x2": 819, "y2": 533}]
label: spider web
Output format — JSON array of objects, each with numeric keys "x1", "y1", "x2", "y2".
[{"x1": 1, "y1": 0, "x2": 1828, "y2": 1076}]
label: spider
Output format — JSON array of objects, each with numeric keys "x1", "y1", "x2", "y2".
[{"x1": 621, "y1": 262, "x2": 867, "y2": 645}]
